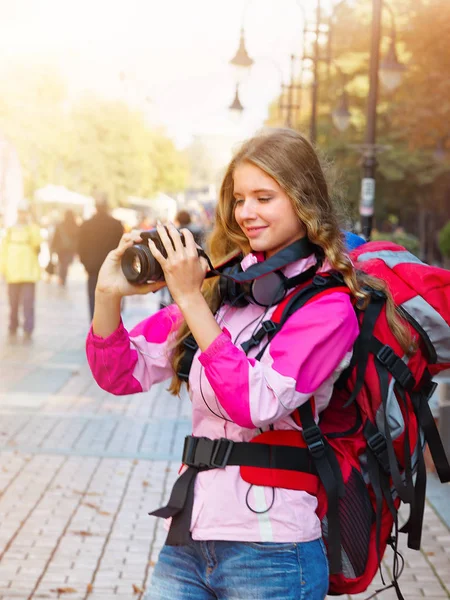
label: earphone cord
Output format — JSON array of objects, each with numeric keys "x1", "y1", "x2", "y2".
[
  {"x1": 199, "y1": 295, "x2": 277, "y2": 422},
  {"x1": 200, "y1": 291, "x2": 251, "y2": 422},
  {"x1": 245, "y1": 485, "x2": 275, "y2": 514}
]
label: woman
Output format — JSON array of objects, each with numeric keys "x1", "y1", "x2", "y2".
[{"x1": 86, "y1": 129, "x2": 408, "y2": 599}]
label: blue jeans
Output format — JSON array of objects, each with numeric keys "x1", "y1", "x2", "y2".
[{"x1": 145, "y1": 539, "x2": 329, "y2": 600}]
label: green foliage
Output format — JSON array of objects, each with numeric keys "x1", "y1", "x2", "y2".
[
  {"x1": 285, "y1": 0, "x2": 450, "y2": 242},
  {"x1": 438, "y1": 221, "x2": 450, "y2": 258},
  {"x1": 0, "y1": 65, "x2": 188, "y2": 205}
]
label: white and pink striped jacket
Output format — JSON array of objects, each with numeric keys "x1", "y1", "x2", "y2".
[{"x1": 86, "y1": 253, "x2": 359, "y2": 543}]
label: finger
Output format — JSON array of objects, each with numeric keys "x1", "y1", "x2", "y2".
[
  {"x1": 199, "y1": 256, "x2": 209, "y2": 274},
  {"x1": 180, "y1": 228, "x2": 197, "y2": 256},
  {"x1": 147, "y1": 238, "x2": 166, "y2": 267},
  {"x1": 166, "y1": 221, "x2": 185, "y2": 254},
  {"x1": 156, "y1": 221, "x2": 175, "y2": 259},
  {"x1": 129, "y1": 229, "x2": 144, "y2": 243},
  {"x1": 117, "y1": 231, "x2": 140, "y2": 250},
  {"x1": 112, "y1": 236, "x2": 135, "y2": 259}
]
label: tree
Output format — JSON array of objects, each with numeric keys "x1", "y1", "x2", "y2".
[
  {"x1": 266, "y1": 0, "x2": 450, "y2": 250},
  {"x1": 0, "y1": 63, "x2": 188, "y2": 204},
  {"x1": 438, "y1": 221, "x2": 450, "y2": 263}
]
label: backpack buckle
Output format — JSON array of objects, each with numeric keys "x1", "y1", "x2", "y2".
[
  {"x1": 182, "y1": 436, "x2": 215, "y2": 467},
  {"x1": 182, "y1": 435, "x2": 199, "y2": 466},
  {"x1": 302, "y1": 425, "x2": 326, "y2": 459},
  {"x1": 312, "y1": 275, "x2": 328, "y2": 286},
  {"x1": 261, "y1": 320, "x2": 278, "y2": 334},
  {"x1": 367, "y1": 431, "x2": 390, "y2": 474},
  {"x1": 376, "y1": 345, "x2": 397, "y2": 369},
  {"x1": 211, "y1": 438, "x2": 234, "y2": 468},
  {"x1": 376, "y1": 345, "x2": 415, "y2": 390},
  {"x1": 182, "y1": 436, "x2": 234, "y2": 469},
  {"x1": 367, "y1": 431, "x2": 386, "y2": 454}
]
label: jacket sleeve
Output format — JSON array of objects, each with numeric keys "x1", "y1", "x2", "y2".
[
  {"x1": 198, "y1": 292, "x2": 359, "y2": 428},
  {"x1": 86, "y1": 305, "x2": 183, "y2": 395}
]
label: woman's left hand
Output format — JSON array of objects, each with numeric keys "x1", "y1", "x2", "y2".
[{"x1": 148, "y1": 221, "x2": 208, "y2": 307}]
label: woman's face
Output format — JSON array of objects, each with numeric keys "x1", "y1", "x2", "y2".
[{"x1": 233, "y1": 162, "x2": 306, "y2": 258}]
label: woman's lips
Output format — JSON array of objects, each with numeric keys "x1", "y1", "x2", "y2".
[{"x1": 245, "y1": 226, "x2": 267, "y2": 238}]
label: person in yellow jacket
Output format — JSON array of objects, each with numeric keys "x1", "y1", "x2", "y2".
[{"x1": 0, "y1": 199, "x2": 42, "y2": 341}]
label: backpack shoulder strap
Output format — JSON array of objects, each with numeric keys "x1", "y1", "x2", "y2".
[
  {"x1": 178, "y1": 273, "x2": 349, "y2": 382},
  {"x1": 250, "y1": 273, "x2": 349, "y2": 360}
]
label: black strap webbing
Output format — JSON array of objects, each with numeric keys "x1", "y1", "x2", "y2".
[
  {"x1": 365, "y1": 446, "x2": 385, "y2": 567},
  {"x1": 177, "y1": 334, "x2": 199, "y2": 382},
  {"x1": 255, "y1": 275, "x2": 347, "y2": 361},
  {"x1": 375, "y1": 361, "x2": 415, "y2": 504},
  {"x1": 150, "y1": 466, "x2": 202, "y2": 546},
  {"x1": 150, "y1": 436, "x2": 318, "y2": 546},
  {"x1": 370, "y1": 338, "x2": 415, "y2": 391},
  {"x1": 344, "y1": 291, "x2": 386, "y2": 408},
  {"x1": 400, "y1": 430, "x2": 427, "y2": 550},
  {"x1": 298, "y1": 401, "x2": 344, "y2": 574},
  {"x1": 412, "y1": 372, "x2": 450, "y2": 483}
]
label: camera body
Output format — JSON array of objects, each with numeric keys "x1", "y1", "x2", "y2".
[{"x1": 121, "y1": 228, "x2": 186, "y2": 284}]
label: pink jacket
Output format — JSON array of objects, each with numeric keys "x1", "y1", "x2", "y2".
[{"x1": 86, "y1": 254, "x2": 359, "y2": 543}]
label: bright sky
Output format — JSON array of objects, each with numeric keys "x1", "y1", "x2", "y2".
[{"x1": 0, "y1": 0, "x2": 333, "y2": 148}]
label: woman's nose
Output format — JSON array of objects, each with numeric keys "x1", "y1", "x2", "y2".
[{"x1": 239, "y1": 199, "x2": 256, "y2": 219}]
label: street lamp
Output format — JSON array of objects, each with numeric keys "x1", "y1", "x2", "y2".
[
  {"x1": 330, "y1": 63, "x2": 351, "y2": 133},
  {"x1": 359, "y1": 0, "x2": 406, "y2": 240},
  {"x1": 332, "y1": 90, "x2": 351, "y2": 132},
  {"x1": 228, "y1": 1, "x2": 310, "y2": 132},
  {"x1": 229, "y1": 28, "x2": 254, "y2": 84},
  {"x1": 229, "y1": 83, "x2": 244, "y2": 116},
  {"x1": 379, "y1": 5, "x2": 406, "y2": 92},
  {"x1": 379, "y1": 40, "x2": 406, "y2": 92}
]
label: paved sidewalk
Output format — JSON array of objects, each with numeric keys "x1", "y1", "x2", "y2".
[{"x1": 0, "y1": 264, "x2": 449, "y2": 600}]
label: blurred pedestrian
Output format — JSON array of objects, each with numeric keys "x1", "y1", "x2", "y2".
[
  {"x1": 175, "y1": 209, "x2": 204, "y2": 246},
  {"x1": 78, "y1": 196, "x2": 124, "y2": 320},
  {"x1": 51, "y1": 210, "x2": 79, "y2": 286},
  {"x1": 0, "y1": 199, "x2": 42, "y2": 342}
]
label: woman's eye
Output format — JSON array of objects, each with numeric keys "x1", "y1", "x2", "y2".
[
  {"x1": 234, "y1": 198, "x2": 244, "y2": 205},
  {"x1": 258, "y1": 197, "x2": 272, "y2": 203}
]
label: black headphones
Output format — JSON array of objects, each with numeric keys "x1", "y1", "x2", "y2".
[{"x1": 216, "y1": 238, "x2": 323, "y2": 307}]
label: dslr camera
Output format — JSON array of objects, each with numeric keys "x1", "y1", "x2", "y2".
[{"x1": 122, "y1": 228, "x2": 206, "y2": 284}]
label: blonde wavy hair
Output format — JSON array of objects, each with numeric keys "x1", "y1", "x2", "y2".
[{"x1": 168, "y1": 128, "x2": 412, "y2": 395}]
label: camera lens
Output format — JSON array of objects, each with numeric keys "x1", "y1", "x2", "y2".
[
  {"x1": 122, "y1": 243, "x2": 164, "y2": 284},
  {"x1": 132, "y1": 255, "x2": 142, "y2": 275}
]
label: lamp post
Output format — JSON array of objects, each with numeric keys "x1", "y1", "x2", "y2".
[
  {"x1": 332, "y1": 89, "x2": 351, "y2": 133},
  {"x1": 359, "y1": 0, "x2": 405, "y2": 240},
  {"x1": 229, "y1": 83, "x2": 244, "y2": 117},
  {"x1": 329, "y1": 62, "x2": 351, "y2": 133},
  {"x1": 228, "y1": 1, "x2": 310, "y2": 132},
  {"x1": 229, "y1": 28, "x2": 254, "y2": 84}
]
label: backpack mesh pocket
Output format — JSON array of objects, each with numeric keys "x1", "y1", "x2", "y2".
[{"x1": 322, "y1": 467, "x2": 374, "y2": 578}]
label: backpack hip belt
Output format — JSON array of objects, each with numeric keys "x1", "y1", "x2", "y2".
[{"x1": 149, "y1": 434, "x2": 319, "y2": 546}]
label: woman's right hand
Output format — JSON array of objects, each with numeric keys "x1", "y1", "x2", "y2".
[{"x1": 95, "y1": 231, "x2": 166, "y2": 299}]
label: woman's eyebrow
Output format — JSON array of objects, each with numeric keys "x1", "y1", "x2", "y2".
[{"x1": 233, "y1": 188, "x2": 275, "y2": 195}]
